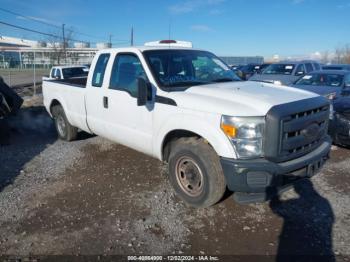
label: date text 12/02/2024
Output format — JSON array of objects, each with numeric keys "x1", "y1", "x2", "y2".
[{"x1": 127, "y1": 255, "x2": 220, "y2": 261}]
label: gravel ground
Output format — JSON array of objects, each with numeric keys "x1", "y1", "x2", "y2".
[{"x1": 0, "y1": 104, "x2": 349, "y2": 260}]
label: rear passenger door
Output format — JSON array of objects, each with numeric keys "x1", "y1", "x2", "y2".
[
  {"x1": 104, "y1": 52, "x2": 153, "y2": 155},
  {"x1": 86, "y1": 53, "x2": 111, "y2": 135}
]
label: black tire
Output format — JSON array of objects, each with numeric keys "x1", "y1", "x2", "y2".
[
  {"x1": 52, "y1": 105, "x2": 78, "y2": 141},
  {"x1": 168, "y1": 137, "x2": 226, "y2": 208}
]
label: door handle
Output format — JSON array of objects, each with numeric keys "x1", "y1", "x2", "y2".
[{"x1": 103, "y1": 96, "x2": 108, "y2": 108}]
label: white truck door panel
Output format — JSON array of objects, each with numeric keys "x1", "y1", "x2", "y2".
[
  {"x1": 104, "y1": 53, "x2": 153, "y2": 155},
  {"x1": 85, "y1": 53, "x2": 111, "y2": 135}
]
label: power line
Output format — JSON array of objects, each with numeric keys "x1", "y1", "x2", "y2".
[
  {"x1": 0, "y1": 7, "x2": 61, "y2": 29},
  {"x1": 0, "y1": 20, "x2": 61, "y2": 39},
  {"x1": 0, "y1": 7, "x2": 129, "y2": 42},
  {"x1": 0, "y1": 20, "x2": 130, "y2": 46}
]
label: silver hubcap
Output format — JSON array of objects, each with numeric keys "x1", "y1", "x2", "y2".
[
  {"x1": 56, "y1": 115, "x2": 66, "y2": 137},
  {"x1": 175, "y1": 156, "x2": 204, "y2": 197}
]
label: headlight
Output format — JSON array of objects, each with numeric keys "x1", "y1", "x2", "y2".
[
  {"x1": 325, "y1": 92, "x2": 337, "y2": 100},
  {"x1": 221, "y1": 116, "x2": 265, "y2": 159}
]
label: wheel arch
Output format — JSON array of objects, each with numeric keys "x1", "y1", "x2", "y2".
[
  {"x1": 49, "y1": 99, "x2": 62, "y2": 115},
  {"x1": 159, "y1": 126, "x2": 236, "y2": 161}
]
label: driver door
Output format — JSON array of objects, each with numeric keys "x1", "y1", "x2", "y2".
[{"x1": 103, "y1": 52, "x2": 153, "y2": 155}]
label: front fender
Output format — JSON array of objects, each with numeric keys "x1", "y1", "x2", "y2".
[{"x1": 153, "y1": 110, "x2": 236, "y2": 160}]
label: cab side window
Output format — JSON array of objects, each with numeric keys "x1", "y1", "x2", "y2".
[
  {"x1": 55, "y1": 69, "x2": 61, "y2": 79},
  {"x1": 51, "y1": 69, "x2": 56, "y2": 78},
  {"x1": 344, "y1": 74, "x2": 350, "y2": 87},
  {"x1": 305, "y1": 63, "x2": 314, "y2": 73},
  {"x1": 92, "y1": 53, "x2": 110, "y2": 87},
  {"x1": 295, "y1": 64, "x2": 306, "y2": 76},
  {"x1": 109, "y1": 54, "x2": 147, "y2": 97}
]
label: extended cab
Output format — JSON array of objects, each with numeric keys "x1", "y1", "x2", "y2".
[{"x1": 43, "y1": 46, "x2": 331, "y2": 207}]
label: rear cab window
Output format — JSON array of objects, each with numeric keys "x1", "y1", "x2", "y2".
[
  {"x1": 56, "y1": 69, "x2": 62, "y2": 79},
  {"x1": 51, "y1": 68, "x2": 56, "y2": 78},
  {"x1": 92, "y1": 53, "x2": 111, "y2": 87}
]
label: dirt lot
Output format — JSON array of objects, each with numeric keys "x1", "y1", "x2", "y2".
[{"x1": 0, "y1": 100, "x2": 349, "y2": 260}]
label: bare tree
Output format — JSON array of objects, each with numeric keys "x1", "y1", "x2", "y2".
[
  {"x1": 344, "y1": 44, "x2": 350, "y2": 64},
  {"x1": 335, "y1": 47, "x2": 343, "y2": 64},
  {"x1": 321, "y1": 50, "x2": 329, "y2": 64},
  {"x1": 46, "y1": 27, "x2": 74, "y2": 65}
]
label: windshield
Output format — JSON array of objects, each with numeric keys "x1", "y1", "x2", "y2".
[
  {"x1": 62, "y1": 67, "x2": 88, "y2": 78},
  {"x1": 143, "y1": 50, "x2": 241, "y2": 88},
  {"x1": 295, "y1": 73, "x2": 344, "y2": 87},
  {"x1": 263, "y1": 64, "x2": 295, "y2": 75}
]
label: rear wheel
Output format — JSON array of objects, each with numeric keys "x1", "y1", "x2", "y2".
[
  {"x1": 168, "y1": 137, "x2": 226, "y2": 208},
  {"x1": 52, "y1": 105, "x2": 78, "y2": 141}
]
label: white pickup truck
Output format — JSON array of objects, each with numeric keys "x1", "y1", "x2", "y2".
[
  {"x1": 46, "y1": 66, "x2": 88, "y2": 80},
  {"x1": 43, "y1": 46, "x2": 331, "y2": 207}
]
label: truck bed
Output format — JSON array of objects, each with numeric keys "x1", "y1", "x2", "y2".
[
  {"x1": 42, "y1": 76, "x2": 90, "y2": 133},
  {"x1": 44, "y1": 76, "x2": 87, "y2": 87}
]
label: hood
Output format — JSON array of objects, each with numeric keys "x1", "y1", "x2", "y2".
[
  {"x1": 249, "y1": 74, "x2": 301, "y2": 86},
  {"x1": 166, "y1": 81, "x2": 318, "y2": 116}
]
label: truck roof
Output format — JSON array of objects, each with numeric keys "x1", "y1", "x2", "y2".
[
  {"x1": 96, "y1": 46, "x2": 203, "y2": 54},
  {"x1": 52, "y1": 65, "x2": 87, "y2": 69}
]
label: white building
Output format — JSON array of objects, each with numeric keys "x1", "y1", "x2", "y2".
[{"x1": 0, "y1": 35, "x2": 112, "y2": 68}]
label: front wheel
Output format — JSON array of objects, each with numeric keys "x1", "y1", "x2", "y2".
[{"x1": 168, "y1": 137, "x2": 226, "y2": 208}]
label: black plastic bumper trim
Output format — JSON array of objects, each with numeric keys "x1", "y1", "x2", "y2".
[{"x1": 220, "y1": 137, "x2": 331, "y2": 194}]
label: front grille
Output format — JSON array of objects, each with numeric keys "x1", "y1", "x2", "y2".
[
  {"x1": 279, "y1": 105, "x2": 329, "y2": 160},
  {"x1": 264, "y1": 96, "x2": 330, "y2": 163}
]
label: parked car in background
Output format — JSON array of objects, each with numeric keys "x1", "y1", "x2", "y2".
[
  {"x1": 291, "y1": 70, "x2": 350, "y2": 99},
  {"x1": 256, "y1": 63, "x2": 271, "y2": 74},
  {"x1": 236, "y1": 64, "x2": 262, "y2": 80},
  {"x1": 291, "y1": 70, "x2": 350, "y2": 146},
  {"x1": 46, "y1": 66, "x2": 88, "y2": 80},
  {"x1": 249, "y1": 60, "x2": 321, "y2": 85},
  {"x1": 329, "y1": 97, "x2": 350, "y2": 147},
  {"x1": 322, "y1": 64, "x2": 350, "y2": 71},
  {"x1": 229, "y1": 65, "x2": 244, "y2": 79},
  {"x1": 82, "y1": 64, "x2": 91, "y2": 72}
]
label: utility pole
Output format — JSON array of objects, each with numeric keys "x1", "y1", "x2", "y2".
[
  {"x1": 130, "y1": 26, "x2": 134, "y2": 46},
  {"x1": 33, "y1": 51, "x2": 36, "y2": 96},
  {"x1": 62, "y1": 23, "x2": 66, "y2": 65},
  {"x1": 109, "y1": 34, "x2": 112, "y2": 48}
]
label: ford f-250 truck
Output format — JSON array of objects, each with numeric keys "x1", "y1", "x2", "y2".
[{"x1": 43, "y1": 45, "x2": 331, "y2": 207}]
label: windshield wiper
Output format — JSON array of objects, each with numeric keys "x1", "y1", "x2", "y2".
[
  {"x1": 211, "y1": 78, "x2": 238, "y2": 83},
  {"x1": 166, "y1": 81, "x2": 207, "y2": 87}
]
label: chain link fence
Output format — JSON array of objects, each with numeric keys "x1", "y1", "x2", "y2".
[{"x1": 0, "y1": 68, "x2": 50, "y2": 97}]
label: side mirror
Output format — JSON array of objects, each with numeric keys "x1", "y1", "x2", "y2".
[
  {"x1": 137, "y1": 78, "x2": 149, "y2": 106},
  {"x1": 295, "y1": 71, "x2": 305, "y2": 76}
]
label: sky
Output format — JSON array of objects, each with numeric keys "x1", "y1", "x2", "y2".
[{"x1": 0, "y1": 0, "x2": 350, "y2": 58}]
